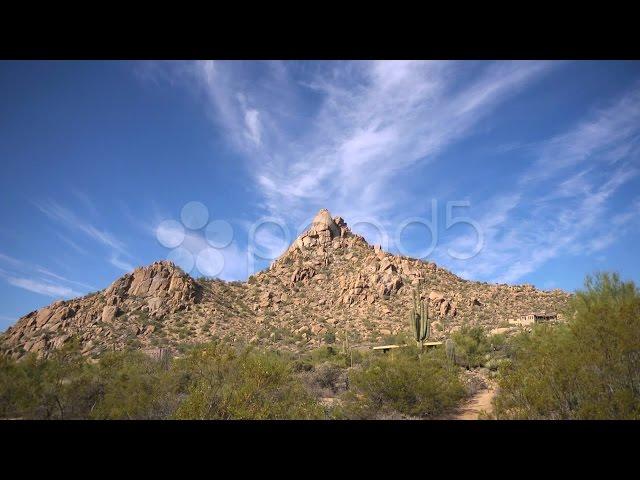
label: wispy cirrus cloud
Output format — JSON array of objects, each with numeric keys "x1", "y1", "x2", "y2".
[
  {"x1": 145, "y1": 61, "x2": 639, "y2": 285},
  {"x1": 33, "y1": 198, "x2": 139, "y2": 272},
  {"x1": 0, "y1": 252, "x2": 91, "y2": 299},
  {"x1": 35, "y1": 267, "x2": 96, "y2": 291},
  {"x1": 166, "y1": 61, "x2": 558, "y2": 227},
  {"x1": 0, "y1": 314, "x2": 16, "y2": 323},
  {"x1": 438, "y1": 84, "x2": 640, "y2": 283},
  {"x1": 55, "y1": 233, "x2": 89, "y2": 256},
  {"x1": 109, "y1": 254, "x2": 134, "y2": 272},
  {"x1": 33, "y1": 200, "x2": 127, "y2": 253},
  {"x1": 0, "y1": 253, "x2": 24, "y2": 268},
  {"x1": 5, "y1": 276, "x2": 84, "y2": 298},
  {"x1": 522, "y1": 86, "x2": 640, "y2": 184}
]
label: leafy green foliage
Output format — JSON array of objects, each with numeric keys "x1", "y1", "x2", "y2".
[
  {"x1": 0, "y1": 354, "x2": 45, "y2": 419},
  {"x1": 172, "y1": 342, "x2": 324, "y2": 419},
  {"x1": 450, "y1": 325, "x2": 491, "y2": 368},
  {"x1": 90, "y1": 350, "x2": 176, "y2": 419},
  {"x1": 336, "y1": 346, "x2": 465, "y2": 419},
  {"x1": 0, "y1": 339, "x2": 99, "y2": 419},
  {"x1": 494, "y1": 272, "x2": 640, "y2": 419},
  {"x1": 0, "y1": 341, "x2": 323, "y2": 419}
]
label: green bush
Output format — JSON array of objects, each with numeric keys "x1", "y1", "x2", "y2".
[
  {"x1": 0, "y1": 354, "x2": 45, "y2": 419},
  {"x1": 301, "y1": 345, "x2": 368, "y2": 369},
  {"x1": 336, "y1": 347, "x2": 465, "y2": 419},
  {"x1": 0, "y1": 345, "x2": 183, "y2": 419},
  {"x1": 301, "y1": 361, "x2": 346, "y2": 398},
  {"x1": 0, "y1": 337, "x2": 472, "y2": 420},
  {"x1": 172, "y1": 342, "x2": 324, "y2": 419},
  {"x1": 89, "y1": 350, "x2": 175, "y2": 419},
  {"x1": 450, "y1": 325, "x2": 491, "y2": 368},
  {"x1": 380, "y1": 331, "x2": 411, "y2": 346},
  {"x1": 322, "y1": 331, "x2": 336, "y2": 344},
  {"x1": 0, "y1": 340, "x2": 99, "y2": 419},
  {"x1": 494, "y1": 272, "x2": 640, "y2": 419}
]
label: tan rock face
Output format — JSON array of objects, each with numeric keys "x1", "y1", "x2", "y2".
[
  {"x1": 101, "y1": 305, "x2": 121, "y2": 323},
  {"x1": 290, "y1": 266, "x2": 316, "y2": 285},
  {"x1": 0, "y1": 260, "x2": 202, "y2": 359},
  {"x1": 108, "y1": 261, "x2": 198, "y2": 304},
  {"x1": 293, "y1": 208, "x2": 344, "y2": 251},
  {"x1": 429, "y1": 291, "x2": 445, "y2": 303},
  {"x1": 0, "y1": 209, "x2": 572, "y2": 359}
]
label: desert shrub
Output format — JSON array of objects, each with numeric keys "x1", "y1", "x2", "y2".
[
  {"x1": 322, "y1": 331, "x2": 336, "y2": 344},
  {"x1": 0, "y1": 340, "x2": 100, "y2": 419},
  {"x1": 300, "y1": 361, "x2": 346, "y2": 398},
  {"x1": 380, "y1": 331, "x2": 411, "y2": 346},
  {"x1": 172, "y1": 342, "x2": 323, "y2": 419},
  {"x1": 89, "y1": 350, "x2": 176, "y2": 419},
  {"x1": 302, "y1": 345, "x2": 368, "y2": 369},
  {"x1": 306, "y1": 345, "x2": 340, "y2": 364},
  {"x1": 336, "y1": 347, "x2": 465, "y2": 419},
  {"x1": 0, "y1": 343, "x2": 179, "y2": 419},
  {"x1": 0, "y1": 354, "x2": 46, "y2": 418},
  {"x1": 450, "y1": 325, "x2": 491, "y2": 368},
  {"x1": 494, "y1": 272, "x2": 640, "y2": 419}
]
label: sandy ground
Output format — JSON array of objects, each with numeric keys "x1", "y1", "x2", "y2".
[{"x1": 450, "y1": 384, "x2": 497, "y2": 420}]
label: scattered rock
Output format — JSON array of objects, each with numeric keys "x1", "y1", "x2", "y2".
[{"x1": 0, "y1": 209, "x2": 572, "y2": 359}]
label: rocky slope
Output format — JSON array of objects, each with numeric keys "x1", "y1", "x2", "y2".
[{"x1": 0, "y1": 209, "x2": 572, "y2": 359}]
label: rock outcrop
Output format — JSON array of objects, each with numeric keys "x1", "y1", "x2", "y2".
[
  {"x1": 291, "y1": 208, "x2": 345, "y2": 251},
  {"x1": 104, "y1": 261, "x2": 200, "y2": 317},
  {"x1": 1, "y1": 261, "x2": 201, "y2": 359}
]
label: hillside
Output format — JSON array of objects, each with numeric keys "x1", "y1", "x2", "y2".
[{"x1": 0, "y1": 209, "x2": 571, "y2": 360}]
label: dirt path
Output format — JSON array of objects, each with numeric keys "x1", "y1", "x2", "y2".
[{"x1": 452, "y1": 385, "x2": 497, "y2": 420}]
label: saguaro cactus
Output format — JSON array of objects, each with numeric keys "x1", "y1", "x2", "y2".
[{"x1": 409, "y1": 290, "x2": 430, "y2": 351}]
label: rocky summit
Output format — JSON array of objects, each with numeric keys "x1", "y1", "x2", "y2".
[{"x1": 0, "y1": 209, "x2": 571, "y2": 360}]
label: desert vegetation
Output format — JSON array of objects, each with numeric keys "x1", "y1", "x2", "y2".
[
  {"x1": 335, "y1": 346, "x2": 466, "y2": 419},
  {"x1": 493, "y1": 272, "x2": 640, "y2": 419},
  {"x1": 0, "y1": 338, "x2": 468, "y2": 419},
  {"x1": 1, "y1": 271, "x2": 637, "y2": 420}
]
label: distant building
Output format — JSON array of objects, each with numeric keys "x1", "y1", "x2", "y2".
[{"x1": 509, "y1": 313, "x2": 557, "y2": 326}]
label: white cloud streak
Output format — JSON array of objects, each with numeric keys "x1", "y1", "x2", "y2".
[
  {"x1": 148, "y1": 61, "x2": 639, "y2": 284},
  {"x1": 5, "y1": 276, "x2": 83, "y2": 298},
  {"x1": 33, "y1": 198, "x2": 141, "y2": 273},
  {"x1": 34, "y1": 200, "x2": 127, "y2": 253},
  {"x1": 109, "y1": 255, "x2": 134, "y2": 272},
  {"x1": 181, "y1": 61, "x2": 557, "y2": 225},
  {"x1": 438, "y1": 84, "x2": 640, "y2": 283},
  {"x1": 35, "y1": 267, "x2": 96, "y2": 291},
  {"x1": 0, "y1": 251, "x2": 94, "y2": 298}
]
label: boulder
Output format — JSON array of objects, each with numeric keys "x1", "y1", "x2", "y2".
[
  {"x1": 101, "y1": 305, "x2": 121, "y2": 323},
  {"x1": 429, "y1": 291, "x2": 445, "y2": 304}
]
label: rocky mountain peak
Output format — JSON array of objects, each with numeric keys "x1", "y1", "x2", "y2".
[
  {"x1": 0, "y1": 260, "x2": 203, "y2": 359},
  {"x1": 311, "y1": 208, "x2": 340, "y2": 235},
  {"x1": 292, "y1": 208, "x2": 352, "y2": 251},
  {"x1": 265, "y1": 209, "x2": 360, "y2": 273},
  {"x1": 104, "y1": 260, "x2": 201, "y2": 311}
]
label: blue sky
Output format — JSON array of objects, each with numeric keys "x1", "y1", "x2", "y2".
[{"x1": 1, "y1": 60, "x2": 639, "y2": 329}]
